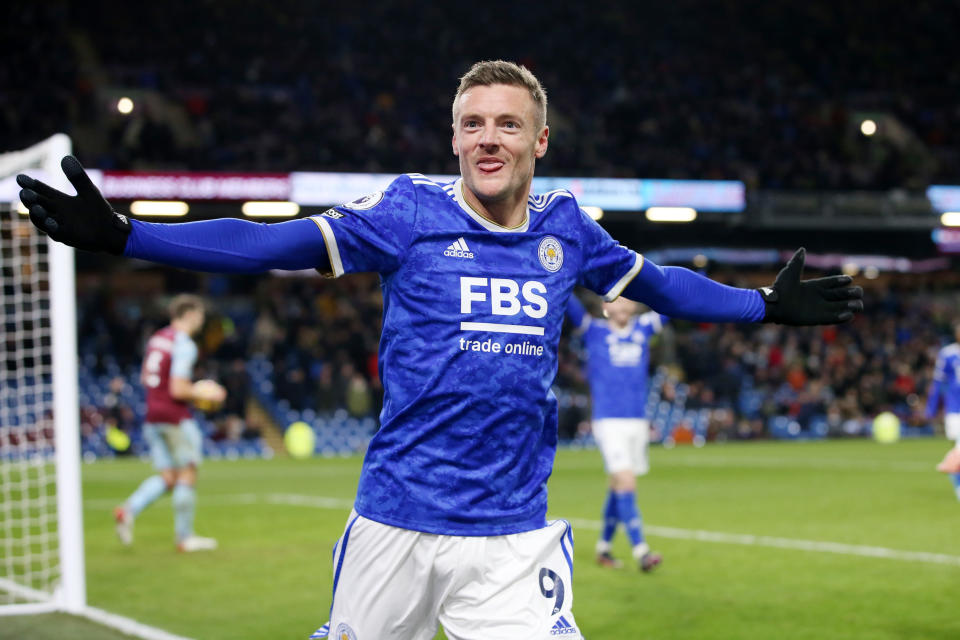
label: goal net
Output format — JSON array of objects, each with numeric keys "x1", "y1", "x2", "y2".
[{"x1": 0, "y1": 133, "x2": 86, "y2": 615}]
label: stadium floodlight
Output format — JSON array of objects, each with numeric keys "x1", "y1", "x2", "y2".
[
  {"x1": 581, "y1": 206, "x2": 603, "y2": 221},
  {"x1": 116, "y1": 97, "x2": 134, "y2": 115},
  {"x1": 941, "y1": 212, "x2": 960, "y2": 227},
  {"x1": 645, "y1": 207, "x2": 697, "y2": 222},
  {"x1": 129, "y1": 200, "x2": 189, "y2": 216},
  {"x1": 860, "y1": 119, "x2": 877, "y2": 136},
  {"x1": 241, "y1": 201, "x2": 300, "y2": 217}
]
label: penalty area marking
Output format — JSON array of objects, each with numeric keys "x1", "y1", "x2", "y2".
[
  {"x1": 553, "y1": 454, "x2": 937, "y2": 473},
  {"x1": 86, "y1": 493, "x2": 960, "y2": 568},
  {"x1": 0, "y1": 585, "x2": 195, "y2": 640},
  {"x1": 566, "y1": 518, "x2": 960, "y2": 567},
  {"x1": 81, "y1": 606, "x2": 196, "y2": 640}
]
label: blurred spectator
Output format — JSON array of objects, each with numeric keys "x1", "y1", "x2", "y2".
[
  {"x1": 221, "y1": 358, "x2": 250, "y2": 417},
  {"x1": 103, "y1": 376, "x2": 138, "y2": 433}
]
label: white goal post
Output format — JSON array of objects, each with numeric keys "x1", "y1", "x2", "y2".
[{"x1": 0, "y1": 133, "x2": 85, "y2": 615}]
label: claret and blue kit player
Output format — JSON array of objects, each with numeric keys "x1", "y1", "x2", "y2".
[
  {"x1": 17, "y1": 60, "x2": 863, "y2": 639},
  {"x1": 113, "y1": 294, "x2": 226, "y2": 553}
]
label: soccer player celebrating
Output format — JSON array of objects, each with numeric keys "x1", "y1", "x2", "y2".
[
  {"x1": 926, "y1": 322, "x2": 960, "y2": 495},
  {"x1": 17, "y1": 61, "x2": 862, "y2": 639},
  {"x1": 113, "y1": 294, "x2": 226, "y2": 552},
  {"x1": 567, "y1": 294, "x2": 665, "y2": 572}
]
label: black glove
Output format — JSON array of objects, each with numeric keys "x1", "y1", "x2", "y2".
[
  {"x1": 759, "y1": 248, "x2": 863, "y2": 325},
  {"x1": 16, "y1": 155, "x2": 131, "y2": 255}
]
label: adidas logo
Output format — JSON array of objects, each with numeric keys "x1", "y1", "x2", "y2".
[
  {"x1": 444, "y1": 237, "x2": 474, "y2": 259},
  {"x1": 550, "y1": 615, "x2": 578, "y2": 636}
]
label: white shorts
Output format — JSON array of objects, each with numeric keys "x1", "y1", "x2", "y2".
[
  {"x1": 325, "y1": 512, "x2": 582, "y2": 640},
  {"x1": 592, "y1": 418, "x2": 650, "y2": 476},
  {"x1": 946, "y1": 413, "x2": 960, "y2": 442}
]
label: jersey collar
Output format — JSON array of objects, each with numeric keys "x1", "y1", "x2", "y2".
[
  {"x1": 610, "y1": 319, "x2": 636, "y2": 337},
  {"x1": 453, "y1": 178, "x2": 530, "y2": 233}
]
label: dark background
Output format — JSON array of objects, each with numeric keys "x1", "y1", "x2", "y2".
[{"x1": 4, "y1": 0, "x2": 958, "y2": 257}]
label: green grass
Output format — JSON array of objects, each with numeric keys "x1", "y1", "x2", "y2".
[
  {"x1": 0, "y1": 613, "x2": 145, "y2": 640},
  {"x1": 4, "y1": 438, "x2": 960, "y2": 639}
]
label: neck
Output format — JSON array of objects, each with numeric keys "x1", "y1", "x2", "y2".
[{"x1": 462, "y1": 181, "x2": 530, "y2": 229}]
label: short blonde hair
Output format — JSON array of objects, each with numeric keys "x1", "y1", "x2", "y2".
[
  {"x1": 168, "y1": 294, "x2": 205, "y2": 320},
  {"x1": 453, "y1": 60, "x2": 548, "y2": 128}
]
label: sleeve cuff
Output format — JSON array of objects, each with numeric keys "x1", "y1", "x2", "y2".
[
  {"x1": 602, "y1": 253, "x2": 644, "y2": 302},
  {"x1": 310, "y1": 216, "x2": 345, "y2": 278}
]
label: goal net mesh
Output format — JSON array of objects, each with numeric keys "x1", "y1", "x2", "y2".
[{"x1": 0, "y1": 134, "x2": 73, "y2": 607}]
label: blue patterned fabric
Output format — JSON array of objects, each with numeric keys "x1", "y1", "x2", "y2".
[
  {"x1": 569, "y1": 295, "x2": 664, "y2": 420},
  {"x1": 927, "y1": 343, "x2": 960, "y2": 415},
  {"x1": 314, "y1": 175, "x2": 638, "y2": 535}
]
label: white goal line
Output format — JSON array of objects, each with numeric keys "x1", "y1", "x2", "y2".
[
  {"x1": 86, "y1": 492, "x2": 960, "y2": 568},
  {"x1": 567, "y1": 519, "x2": 960, "y2": 567}
]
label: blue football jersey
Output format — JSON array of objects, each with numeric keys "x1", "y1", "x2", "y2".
[
  {"x1": 573, "y1": 309, "x2": 665, "y2": 420},
  {"x1": 310, "y1": 174, "x2": 640, "y2": 535},
  {"x1": 929, "y1": 343, "x2": 960, "y2": 415}
]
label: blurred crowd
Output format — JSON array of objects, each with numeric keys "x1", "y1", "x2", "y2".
[
  {"x1": 76, "y1": 270, "x2": 960, "y2": 443},
  {"x1": 244, "y1": 275, "x2": 383, "y2": 418},
  {"x1": 78, "y1": 287, "x2": 262, "y2": 446},
  {"x1": 563, "y1": 286, "x2": 952, "y2": 441},
  {"x1": 4, "y1": 1, "x2": 959, "y2": 190}
]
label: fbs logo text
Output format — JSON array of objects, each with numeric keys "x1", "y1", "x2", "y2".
[{"x1": 460, "y1": 276, "x2": 547, "y2": 319}]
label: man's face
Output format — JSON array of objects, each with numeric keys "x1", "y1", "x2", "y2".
[
  {"x1": 452, "y1": 83, "x2": 548, "y2": 206},
  {"x1": 184, "y1": 309, "x2": 205, "y2": 337},
  {"x1": 603, "y1": 297, "x2": 639, "y2": 328}
]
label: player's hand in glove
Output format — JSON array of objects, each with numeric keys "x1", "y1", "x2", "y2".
[
  {"x1": 16, "y1": 155, "x2": 131, "y2": 255},
  {"x1": 759, "y1": 248, "x2": 863, "y2": 325}
]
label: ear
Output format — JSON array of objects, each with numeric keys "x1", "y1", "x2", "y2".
[
  {"x1": 451, "y1": 123, "x2": 459, "y2": 157},
  {"x1": 534, "y1": 125, "x2": 549, "y2": 159}
]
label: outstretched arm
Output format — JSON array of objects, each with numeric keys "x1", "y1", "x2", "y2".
[
  {"x1": 622, "y1": 249, "x2": 862, "y2": 326},
  {"x1": 124, "y1": 217, "x2": 329, "y2": 273},
  {"x1": 17, "y1": 156, "x2": 329, "y2": 273},
  {"x1": 623, "y1": 260, "x2": 764, "y2": 323}
]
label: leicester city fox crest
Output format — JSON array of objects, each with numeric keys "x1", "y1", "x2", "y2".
[{"x1": 538, "y1": 236, "x2": 564, "y2": 272}]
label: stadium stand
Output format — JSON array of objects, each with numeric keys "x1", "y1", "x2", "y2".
[
  {"x1": 3, "y1": 1, "x2": 959, "y2": 189},
  {"x1": 22, "y1": 270, "x2": 943, "y2": 463},
  {"x1": 4, "y1": 0, "x2": 960, "y2": 458},
  {"x1": 76, "y1": 363, "x2": 270, "y2": 462}
]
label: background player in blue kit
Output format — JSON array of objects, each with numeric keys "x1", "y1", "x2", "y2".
[
  {"x1": 17, "y1": 60, "x2": 862, "y2": 639},
  {"x1": 567, "y1": 293, "x2": 665, "y2": 571},
  {"x1": 926, "y1": 322, "x2": 960, "y2": 497}
]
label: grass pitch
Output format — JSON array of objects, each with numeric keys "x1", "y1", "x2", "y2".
[{"x1": 4, "y1": 438, "x2": 960, "y2": 639}]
